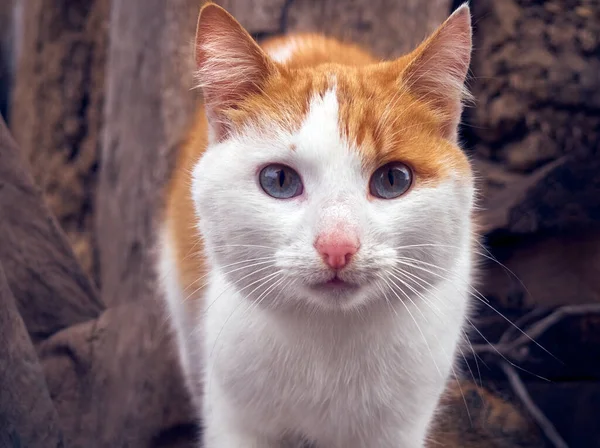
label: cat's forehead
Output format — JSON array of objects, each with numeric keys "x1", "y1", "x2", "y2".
[{"x1": 229, "y1": 68, "x2": 471, "y2": 184}]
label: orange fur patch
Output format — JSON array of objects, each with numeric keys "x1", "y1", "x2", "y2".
[
  {"x1": 227, "y1": 57, "x2": 471, "y2": 182},
  {"x1": 163, "y1": 105, "x2": 208, "y2": 296}
]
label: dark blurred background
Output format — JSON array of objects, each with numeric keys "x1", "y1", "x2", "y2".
[{"x1": 0, "y1": 1, "x2": 599, "y2": 447}]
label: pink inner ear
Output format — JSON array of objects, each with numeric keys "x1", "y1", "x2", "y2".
[
  {"x1": 401, "y1": 6, "x2": 472, "y2": 138},
  {"x1": 194, "y1": 4, "x2": 277, "y2": 138}
]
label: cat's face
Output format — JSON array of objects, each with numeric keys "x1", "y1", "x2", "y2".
[{"x1": 191, "y1": 4, "x2": 474, "y2": 311}]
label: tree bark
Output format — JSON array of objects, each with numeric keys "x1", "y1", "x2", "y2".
[
  {"x1": 38, "y1": 301, "x2": 195, "y2": 448},
  {"x1": 9, "y1": 0, "x2": 111, "y2": 283},
  {"x1": 217, "y1": 0, "x2": 288, "y2": 35},
  {"x1": 285, "y1": 0, "x2": 453, "y2": 57},
  {"x1": 0, "y1": 116, "x2": 102, "y2": 341},
  {"x1": 98, "y1": 0, "x2": 199, "y2": 307},
  {"x1": 0, "y1": 261, "x2": 64, "y2": 448},
  {"x1": 0, "y1": 0, "x2": 15, "y2": 121},
  {"x1": 1, "y1": 111, "x2": 194, "y2": 447}
]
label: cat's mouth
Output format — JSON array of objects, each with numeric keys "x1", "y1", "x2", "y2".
[{"x1": 311, "y1": 274, "x2": 359, "y2": 291}]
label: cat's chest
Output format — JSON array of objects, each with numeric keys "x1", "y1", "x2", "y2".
[{"x1": 204, "y1": 294, "x2": 421, "y2": 423}]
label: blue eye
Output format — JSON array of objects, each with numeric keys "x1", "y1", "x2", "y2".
[
  {"x1": 369, "y1": 162, "x2": 412, "y2": 199},
  {"x1": 259, "y1": 164, "x2": 303, "y2": 199}
]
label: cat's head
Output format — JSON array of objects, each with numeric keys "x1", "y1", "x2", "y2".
[{"x1": 191, "y1": 3, "x2": 475, "y2": 312}]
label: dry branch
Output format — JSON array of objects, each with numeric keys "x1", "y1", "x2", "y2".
[
  {"x1": 470, "y1": 302, "x2": 600, "y2": 448},
  {"x1": 500, "y1": 362, "x2": 568, "y2": 448},
  {"x1": 472, "y1": 304, "x2": 600, "y2": 362}
]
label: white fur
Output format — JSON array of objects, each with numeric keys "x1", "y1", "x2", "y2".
[
  {"x1": 158, "y1": 229, "x2": 203, "y2": 412},
  {"x1": 267, "y1": 38, "x2": 299, "y2": 63},
  {"x1": 161, "y1": 86, "x2": 475, "y2": 447}
]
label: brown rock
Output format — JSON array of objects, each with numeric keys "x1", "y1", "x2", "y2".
[
  {"x1": 9, "y1": 0, "x2": 111, "y2": 283},
  {"x1": 469, "y1": 0, "x2": 600, "y2": 173}
]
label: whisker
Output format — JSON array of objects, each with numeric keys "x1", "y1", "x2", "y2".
[
  {"x1": 377, "y1": 273, "x2": 442, "y2": 377},
  {"x1": 391, "y1": 257, "x2": 554, "y2": 379},
  {"x1": 248, "y1": 275, "x2": 288, "y2": 313},
  {"x1": 375, "y1": 279, "x2": 399, "y2": 317},
  {"x1": 386, "y1": 272, "x2": 429, "y2": 320},
  {"x1": 464, "y1": 329, "x2": 485, "y2": 386},
  {"x1": 204, "y1": 265, "x2": 281, "y2": 312},
  {"x1": 209, "y1": 270, "x2": 284, "y2": 359},
  {"x1": 185, "y1": 259, "x2": 277, "y2": 307},
  {"x1": 206, "y1": 270, "x2": 284, "y2": 400},
  {"x1": 182, "y1": 256, "x2": 277, "y2": 294},
  {"x1": 394, "y1": 256, "x2": 557, "y2": 361},
  {"x1": 389, "y1": 267, "x2": 474, "y2": 422},
  {"x1": 465, "y1": 317, "x2": 549, "y2": 381},
  {"x1": 393, "y1": 241, "x2": 534, "y2": 302},
  {"x1": 392, "y1": 265, "x2": 485, "y2": 394},
  {"x1": 210, "y1": 243, "x2": 277, "y2": 250},
  {"x1": 389, "y1": 267, "x2": 444, "y2": 316}
]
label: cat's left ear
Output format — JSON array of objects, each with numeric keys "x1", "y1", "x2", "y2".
[
  {"x1": 401, "y1": 4, "x2": 472, "y2": 141},
  {"x1": 194, "y1": 3, "x2": 278, "y2": 140}
]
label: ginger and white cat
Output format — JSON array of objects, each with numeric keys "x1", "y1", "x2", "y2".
[{"x1": 159, "y1": 2, "x2": 475, "y2": 447}]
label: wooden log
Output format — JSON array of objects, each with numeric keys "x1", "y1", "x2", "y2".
[
  {"x1": 0, "y1": 114, "x2": 193, "y2": 446},
  {"x1": 285, "y1": 0, "x2": 454, "y2": 58},
  {"x1": 217, "y1": 0, "x2": 288, "y2": 35},
  {"x1": 0, "y1": 261, "x2": 64, "y2": 448},
  {"x1": 97, "y1": 0, "x2": 199, "y2": 307},
  {"x1": 38, "y1": 301, "x2": 195, "y2": 447},
  {"x1": 0, "y1": 116, "x2": 102, "y2": 341},
  {"x1": 0, "y1": 0, "x2": 15, "y2": 121}
]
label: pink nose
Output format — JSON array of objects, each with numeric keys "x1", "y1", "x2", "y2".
[{"x1": 315, "y1": 231, "x2": 360, "y2": 270}]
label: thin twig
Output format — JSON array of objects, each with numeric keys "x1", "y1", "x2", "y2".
[
  {"x1": 472, "y1": 304, "x2": 600, "y2": 360},
  {"x1": 466, "y1": 303, "x2": 600, "y2": 448},
  {"x1": 499, "y1": 307, "x2": 550, "y2": 344},
  {"x1": 500, "y1": 362, "x2": 569, "y2": 448}
]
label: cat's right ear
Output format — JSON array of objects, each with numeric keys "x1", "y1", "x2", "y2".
[
  {"x1": 399, "y1": 5, "x2": 472, "y2": 142},
  {"x1": 194, "y1": 3, "x2": 278, "y2": 140}
]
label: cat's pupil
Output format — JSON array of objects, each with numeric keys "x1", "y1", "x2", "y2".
[
  {"x1": 369, "y1": 162, "x2": 412, "y2": 199},
  {"x1": 259, "y1": 164, "x2": 303, "y2": 199}
]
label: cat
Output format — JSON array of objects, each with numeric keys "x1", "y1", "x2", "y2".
[{"x1": 159, "y1": 2, "x2": 475, "y2": 447}]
